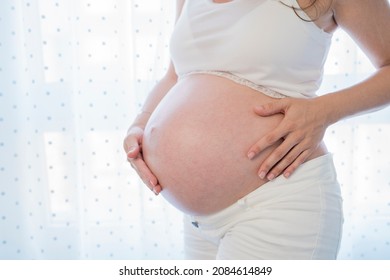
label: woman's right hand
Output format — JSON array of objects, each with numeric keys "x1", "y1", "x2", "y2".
[{"x1": 123, "y1": 126, "x2": 162, "y2": 195}]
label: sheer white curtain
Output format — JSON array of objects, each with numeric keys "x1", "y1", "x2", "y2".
[
  {"x1": 321, "y1": 30, "x2": 390, "y2": 259},
  {"x1": 0, "y1": 0, "x2": 389, "y2": 260},
  {"x1": 0, "y1": 0, "x2": 182, "y2": 260}
]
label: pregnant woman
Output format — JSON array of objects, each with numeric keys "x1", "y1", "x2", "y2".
[{"x1": 124, "y1": 0, "x2": 390, "y2": 259}]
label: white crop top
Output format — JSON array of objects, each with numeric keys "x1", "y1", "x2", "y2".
[{"x1": 170, "y1": 0, "x2": 333, "y2": 98}]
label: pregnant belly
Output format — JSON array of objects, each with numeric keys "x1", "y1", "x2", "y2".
[{"x1": 143, "y1": 75, "x2": 284, "y2": 215}]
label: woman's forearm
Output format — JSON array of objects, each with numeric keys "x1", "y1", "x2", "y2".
[
  {"x1": 320, "y1": 64, "x2": 390, "y2": 126},
  {"x1": 130, "y1": 71, "x2": 178, "y2": 129}
]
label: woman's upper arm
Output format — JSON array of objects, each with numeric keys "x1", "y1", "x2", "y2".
[
  {"x1": 176, "y1": 0, "x2": 186, "y2": 21},
  {"x1": 334, "y1": 0, "x2": 390, "y2": 68}
]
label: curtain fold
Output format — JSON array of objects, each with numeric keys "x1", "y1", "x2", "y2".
[{"x1": 0, "y1": 0, "x2": 389, "y2": 259}]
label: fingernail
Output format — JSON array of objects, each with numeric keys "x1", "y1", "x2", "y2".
[
  {"x1": 259, "y1": 171, "x2": 266, "y2": 179},
  {"x1": 255, "y1": 105, "x2": 265, "y2": 112},
  {"x1": 248, "y1": 152, "x2": 256, "y2": 159},
  {"x1": 267, "y1": 173, "x2": 275, "y2": 181},
  {"x1": 149, "y1": 180, "x2": 156, "y2": 187},
  {"x1": 284, "y1": 172, "x2": 291, "y2": 178},
  {"x1": 127, "y1": 147, "x2": 136, "y2": 154},
  {"x1": 153, "y1": 187, "x2": 159, "y2": 196}
]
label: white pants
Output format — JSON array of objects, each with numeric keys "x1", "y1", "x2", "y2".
[{"x1": 184, "y1": 154, "x2": 343, "y2": 260}]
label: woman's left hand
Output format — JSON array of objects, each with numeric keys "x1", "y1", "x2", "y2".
[{"x1": 247, "y1": 97, "x2": 331, "y2": 180}]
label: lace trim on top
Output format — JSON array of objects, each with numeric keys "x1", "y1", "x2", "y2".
[{"x1": 180, "y1": 70, "x2": 287, "y2": 99}]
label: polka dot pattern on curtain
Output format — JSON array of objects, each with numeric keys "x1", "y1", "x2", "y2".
[{"x1": 0, "y1": 0, "x2": 389, "y2": 259}]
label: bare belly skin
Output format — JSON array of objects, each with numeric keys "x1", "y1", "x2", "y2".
[{"x1": 143, "y1": 74, "x2": 326, "y2": 215}]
